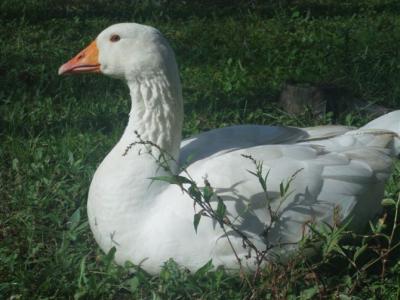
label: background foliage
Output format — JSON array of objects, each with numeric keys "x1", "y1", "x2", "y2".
[{"x1": 1, "y1": 0, "x2": 400, "y2": 298}]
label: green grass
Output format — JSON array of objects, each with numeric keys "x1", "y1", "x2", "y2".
[{"x1": 1, "y1": 0, "x2": 400, "y2": 298}]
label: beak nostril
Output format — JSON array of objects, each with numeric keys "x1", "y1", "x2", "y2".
[{"x1": 59, "y1": 40, "x2": 99, "y2": 75}]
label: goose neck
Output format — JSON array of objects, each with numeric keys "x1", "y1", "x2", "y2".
[{"x1": 123, "y1": 72, "x2": 183, "y2": 164}]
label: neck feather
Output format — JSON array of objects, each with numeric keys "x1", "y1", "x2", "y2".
[{"x1": 123, "y1": 72, "x2": 183, "y2": 164}]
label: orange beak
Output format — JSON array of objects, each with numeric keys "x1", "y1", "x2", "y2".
[{"x1": 58, "y1": 40, "x2": 101, "y2": 75}]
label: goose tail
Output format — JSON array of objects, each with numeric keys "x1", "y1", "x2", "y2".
[{"x1": 360, "y1": 110, "x2": 400, "y2": 155}]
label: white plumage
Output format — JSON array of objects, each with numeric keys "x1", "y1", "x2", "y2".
[{"x1": 59, "y1": 23, "x2": 400, "y2": 274}]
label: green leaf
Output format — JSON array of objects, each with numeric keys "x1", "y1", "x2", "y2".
[
  {"x1": 68, "y1": 208, "x2": 81, "y2": 231},
  {"x1": 150, "y1": 175, "x2": 192, "y2": 185},
  {"x1": 104, "y1": 247, "x2": 117, "y2": 271},
  {"x1": 381, "y1": 198, "x2": 396, "y2": 207},
  {"x1": 369, "y1": 220, "x2": 377, "y2": 233},
  {"x1": 300, "y1": 286, "x2": 317, "y2": 299},
  {"x1": 258, "y1": 176, "x2": 267, "y2": 192},
  {"x1": 189, "y1": 185, "x2": 202, "y2": 202},
  {"x1": 216, "y1": 197, "x2": 227, "y2": 221},
  {"x1": 292, "y1": 10, "x2": 300, "y2": 18},
  {"x1": 279, "y1": 182, "x2": 284, "y2": 197},
  {"x1": 247, "y1": 170, "x2": 258, "y2": 177},
  {"x1": 353, "y1": 244, "x2": 368, "y2": 261},
  {"x1": 194, "y1": 259, "x2": 214, "y2": 276},
  {"x1": 203, "y1": 186, "x2": 214, "y2": 202},
  {"x1": 193, "y1": 212, "x2": 201, "y2": 233},
  {"x1": 128, "y1": 277, "x2": 140, "y2": 293},
  {"x1": 284, "y1": 181, "x2": 291, "y2": 194}
]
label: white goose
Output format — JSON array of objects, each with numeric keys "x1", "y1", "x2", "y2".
[{"x1": 59, "y1": 23, "x2": 400, "y2": 274}]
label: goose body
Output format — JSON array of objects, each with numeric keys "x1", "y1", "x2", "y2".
[{"x1": 59, "y1": 23, "x2": 400, "y2": 274}]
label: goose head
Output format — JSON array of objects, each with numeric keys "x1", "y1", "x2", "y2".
[
  {"x1": 59, "y1": 23, "x2": 184, "y2": 159},
  {"x1": 58, "y1": 23, "x2": 179, "y2": 82}
]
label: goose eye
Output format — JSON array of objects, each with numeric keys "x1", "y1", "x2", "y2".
[{"x1": 110, "y1": 34, "x2": 120, "y2": 42}]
